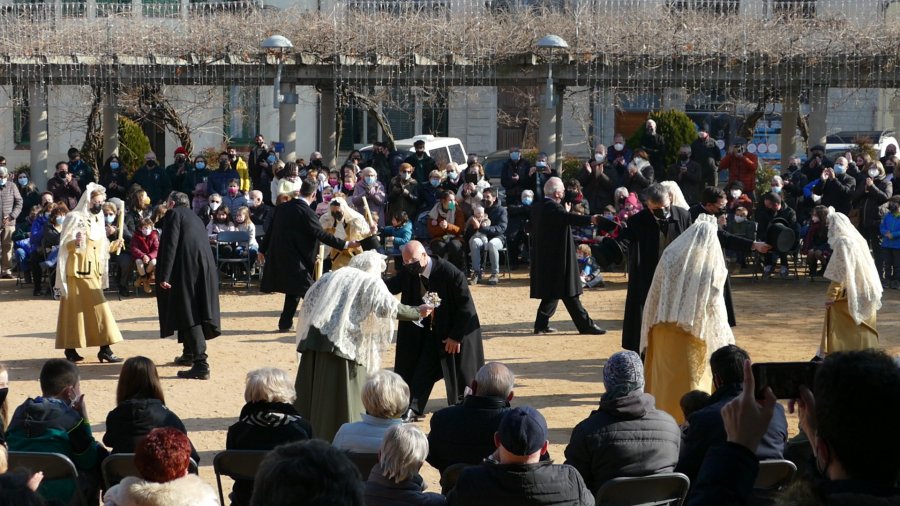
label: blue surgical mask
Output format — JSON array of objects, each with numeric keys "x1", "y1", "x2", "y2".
[
  {"x1": 536, "y1": 161, "x2": 547, "y2": 168},
  {"x1": 17, "y1": 177, "x2": 28, "y2": 186},
  {"x1": 364, "y1": 176, "x2": 376, "y2": 185},
  {"x1": 110, "y1": 162, "x2": 120, "y2": 170},
  {"x1": 833, "y1": 165, "x2": 846, "y2": 175},
  {"x1": 267, "y1": 155, "x2": 277, "y2": 164},
  {"x1": 105, "y1": 215, "x2": 115, "y2": 224},
  {"x1": 447, "y1": 172, "x2": 458, "y2": 181},
  {"x1": 522, "y1": 198, "x2": 533, "y2": 206},
  {"x1": 510, "y1": 152, "x2": 521, "y2": 161},
  {"x1": 772, "y1": 186, "x2": 782, "y2": 193},
  {"x1": 55, "y1": 216, "x2": 64, "y2": 225},
  {"x1": 430, "y1": 178, "x2": 441, "y2": 187},
  {"x1": 195, "y1": 162, "x2": 206, "y2": 170}
]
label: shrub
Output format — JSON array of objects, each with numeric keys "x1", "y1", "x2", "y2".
[
  {"x1": 118, "y1": 117, "x2": 152, "y2": 179},
  {"x1": 627, "y1": 109, "x2": 698, "y2": 178}
]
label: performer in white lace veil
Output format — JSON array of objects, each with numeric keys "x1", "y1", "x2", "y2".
[
  {"x1": 824, "y1": 210, "x2": 883, "y2": 325},
  {"x1": 319, "y1": 196, "x2": 370, "y2": 267},
  {"x1": 296, "y1": 250, "x2": 399, "y2": 373},
  {"x1": 56, "y1": 183, "x2": 111, "y2": 299},
  {"x1": 640, "y1": 213, "x2": 734, "y2": 353},
  {"x1": 660, "y1": 181, "x2": 690, "y2": 210}
]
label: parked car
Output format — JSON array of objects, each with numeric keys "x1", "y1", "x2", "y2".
[
  {"x1": 359, "y1": 135, "x2": 468, "y2": 170},
  {"x1": 825, "y1": 130, "x2": 899, "y2": 161}
]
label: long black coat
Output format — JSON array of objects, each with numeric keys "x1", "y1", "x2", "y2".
[
  {"x1": 259, "y1": 198, "x2": 344, "y2": 297},
  {"x1": 619, "y1": 207, "x2": 693, "y2": 352},
  {"x1": 385, "y1": 257, "x2": 485, "y2": 406},
  {"x1": 529, "y1": 198, "x2": 594, "y2": 300},
  {"x1": 156, "y1": 206, "x2": 221, "y2": 340}
]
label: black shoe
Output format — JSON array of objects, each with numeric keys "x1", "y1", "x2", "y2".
[
  {"x1": 401, "y1": 408, "x2": 421, "y2": 423},
  {"x1": 277, "y1": 326, "x2": 294, "y2": 333},
  {"x1": 177, "y1": 365, "x2": 210, "y2": 380},
  {"x1": 173, "y1": 354, "x2": 194, "y2": 366},
  {"x1": 119, "y1": 286, "x2": 133, "y2": 297},
  {"x1": 64, "y1": 349, "x2": 84, "y2": 363},
  {"x1": 97, "y1": 346, "x2": 124, "y2": 363},
  {"x1": 533, "y1": 327, "x2": 558, "y2": 334},
  {"x1": 580, "y1": 324, "x2": 607, "y2": 335}
]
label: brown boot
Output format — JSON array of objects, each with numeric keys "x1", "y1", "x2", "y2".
[{"x1": 143, "y1": 273, "x2": 155, "y2": 294}]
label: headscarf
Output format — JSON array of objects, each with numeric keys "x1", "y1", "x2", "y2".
[
  {"x1": 660, "y1": 181, "x2": 690, "y2": 210},
  {"x1": 824, "y1": 211, "x2": 883, "y2": 324},
  {"x1": 603, "y1": 351, "x2": 645, "y2": 400},
  {"x1": 319, "y1": 197, "x2": 371, "y2": 255},
  {"x1": 55, "y1": 183, "x2": 111, "y2": 298},
  {"x1": 296, "y1": 251, "x2": 399, "y2": 373},
  {"x1": 640, "y1": 213, "x2": 734, "y2": 354}
]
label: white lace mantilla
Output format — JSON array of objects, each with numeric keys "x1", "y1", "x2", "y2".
[{"x1": 824, "y1": 211, "x2": 882, "y2": 324}]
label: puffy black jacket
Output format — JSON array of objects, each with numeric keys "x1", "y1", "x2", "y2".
[
  {"x1": 813, "y1": 173, "x2": 856, "y2": 214},
  {"x1": 563, "y1": 392, "x2": 681, "y2": 493},
  {"x1": 853, "y1": 177, "x2": 892, "y2": 229},
  {"x1": 427, "y1": 395, "x2": 511, "y2": 474},
  {"x1": 448, "y1": 461, "x2": 595, "y2": 506},
  {"x1": 103, "y1": 398, "x2": 198, "y2": 462},
  {"x1": 364, "y1": 464, "x2": 447, "y2": 506}
]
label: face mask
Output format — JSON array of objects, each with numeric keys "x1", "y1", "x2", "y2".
[
  {"x1": 0, "y1": 387, "x2": 7, "y2": 407},
  {"x1": 812, "y1": 194, "x2": 822, "y2": 203},
  {"x1": 343, "y1": 182, "x2": 355, "y2": 190},
  {"x1": 613, "y1": 143, "x2": 624, "y2": 151},
  {"x1": 536, "y1": 161, "x2": 547, "y2": 168},
  {"x1": 416, "y1": 151, "x2": 425, "y2": 159},
  {"x1": 0, "y1": 179, "x2": 6, "y2": 187},
  {"x1": 364, "y1": 176, "x2": 376, "y2": 185},
  {"x1": 18, "y1": 177, "x2": 28, "y2": 186},
  {"x1": 447, "y1": 201, "x2": 456, "y2": 211},
  {"x1": 142, "y1": 228, "x2": 152, "y2": 236},
  {"x1": 400, "y1": 172, "x2": 411, "y2": 181},
  {"x1": 105, "y1": 215, "x2": 115, "y2": 224},
  {"x1": 323, "y1": 194, "x2": 333, "y2": 202},
  {"x1": 404, "y1": 260, "x2": 425, "y2": 275},
  {"x1": 108, "y1": 161, "x2": 121, "y2": 171},
  {"x1": 633, "y1": 157, "x2": 644, "y2": 164},
  {"x1": 522, "y1": 198, "x2": 533, "y2": 206},
  {"x1": 602, "y1": 213, "x2": 614, "y2": 220},
  {"x1": 146, "y1": 161, "x2": 156, "y2": 168},
  {"x1": 889, "y1": 204, "x2": 900, "y2": 213},
  {"x1": 228, "y1": 188, "x2": 238, "y2": 196},
  {"x1": 833, "y1": 165, "x2": 846, "y2": 175},
  {"x1": 565, "y1": 190, "x2": 579, "y2": 202},
  {"x1": 195, "y1": 162, "x2": 206, "y2": 170},
  {"x1": 510, "y1": 152, "x2": 520, "y2": 161},
  {"x1": 652, "y1": 207, "x2": 669, "y2": 220},
  {"x1": 210, "y1": 202, "x2": 220, "y2": 211},
  {"x1": 55, "y1": 216, "x2": 64, "y2": 225},
  {"x1": 594, "y1": 153, "x2": 606, "y2": 163},
  {"x1": 447, "y1": 172, "x2": 458, "y2": 181},
  {"x1": 869, "y1": 169, "x2": 880, "y2": 178},
  {"x1": 219, "y1": 161, "x2": 229, "y2": 169},
  {"x1": 772, "y1": 186, "x2": 782, "y2": 193},
  {"x1": 317, "y1": 173, "x2": 327, "y2": 183},
  {"x1": 465, "y1": 173, "x2": 479, "y2": 184},
  {"x1": 90, "y1": 203, "x2": 103, "y2": 214},
  {"x1": 430, "y1": 178, "x2": 441, "y2": 187},
  {"x1": 812, "y1": 216, "x2": 820, "y2": 223},
  {"x1": 328, "y1": 178, "x2": 339, "y2": 185},
  {"x1": 312, "y1": 160, "x2": 323, "y2": 168},
  {"x1": 267, "y1": 155, "x2": 277, "y2": 164},
  {"x1": 58, "y1": 172, "x2": 68, "y2": 179},
  {"x1": 331, "y1": 211, "x2": 343, "y2": 221},
  {"x1": 735, "y1": 215, "x2": 746, "y2": 223},
  {"x1": 679, "y1": 153, "x2": 690, "y2": 161},
  {"x1": 731, "y1": 190, "x2": 742, "y2": 198}
]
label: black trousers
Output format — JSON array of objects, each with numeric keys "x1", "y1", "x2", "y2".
[
  {"x1": 280, "y1": 294, "x2": 302, "y2": 331},
  {"x1": 177, "y1": 324, "x2": 208, "y2": 367},
  {"x1": 534, "y1": 296, "x2": 593, "y2": 333}
]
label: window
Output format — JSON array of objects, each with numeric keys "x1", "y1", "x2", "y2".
[
  {"x1": 224, "y1": 86, "x2": 259, "y2": 145},
  {"x1": 96, "y1": 0, "x2": 131, "y2": 16},
  {"x1": 669, "y1": 0, "x2": 740, "y2": 15},
  {"x1": 13, "y1": 86, "x2": 30, "y2": 149},
  {"x1": 448, "y1": 144, "x2": 465, "y2": 165}
]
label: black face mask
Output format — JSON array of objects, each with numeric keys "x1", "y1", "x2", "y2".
[
  {"x1": 404, "y1": 260, "x2": 425, "y2": 275},
  {"x1": 565, "y1": 190, "x2": 579, "y2": 202},
  {"x1": 678, "y1": 154, "x2": 690, "y2": 161},
  {"x1": 331, "y1": 212, "x2": 343, "y2": 222},
  {"x1": 465, "y1": 173, "x2": 479, "y2": 184},
  {"x1": 312, "y1": 160, "x2": 323, "y2": 168},
  {"x1": 146, "y1": 161, "x2": 156, "y2": 168},
  {"x1": 0, "y1": 387, "x2": 7, "y2": 407},
  {"x1": 58, "y1": 172, "x2": 68, "y2": 179},
  {"x1": 90, "y1": 203, "x2": 103, "y2": 214},
  {"x1": 652, "y1": 207, "x2": 669, "y2": 220}
]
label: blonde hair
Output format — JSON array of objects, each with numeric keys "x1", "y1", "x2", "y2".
[
  {"x1": 244, "y1": 368, "x2": 296, "y2": 404},
  {"x1": 379, "y1": 424, "x2": 428, "y2": 484},
  {"x1": 362, "y1": 370, "x2": 409, "y2": 419},
  {"x1": 577, "y1": 244, "x2": 592, "y2": 256}
]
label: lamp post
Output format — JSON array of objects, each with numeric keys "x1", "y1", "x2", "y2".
[
  {"x1": 536, "y1": 34, "x2": 569, "y2": 110},
  {"x1": 261, "y1": 35, "x2": 298, "y2": 161},
  {"x1": 261, "y1": 35, "x2": 298, "y2": 109}
]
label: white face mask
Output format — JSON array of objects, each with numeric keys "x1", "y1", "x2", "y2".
[
  {"x1": 594, "y1": 153, "x2": 605, "y2": 163},
  {"x1": 105, "y1": 215, "x2": 115, "y2": 224},
  {"x1": 613, "y1": 143, "x2": 624, "y2": 151},
  {"x1": 209, "y1": 202, "x2": 221, "y2": 211},
  {"x1": 141, "y1": 228, "x2": 152, "y2": 236},
  {"x1": 734, "y1": 215, "x2": 746, "y2": 223},
  {"x1": 868, "y1": 169, "x2": 880, "y2": 178},
  {"x1": 731, "y1": 190, "x2": 742, "y2": 198},
  {"x1": 400, "y1": 172, "x2": 411, "y2": 181}
]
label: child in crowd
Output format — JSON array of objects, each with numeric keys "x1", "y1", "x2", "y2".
[
  {"x1": 382, "y1": 210, "x2": 413, "y2": 255},
  {"x1": 679, "y1": 390, "x2": 710, "y2": 433},
  {"x1": 577, "y1": 243, "x2": 604, "y2": 288},
  {"x1": 802, "y1": 205, "x2": 832, "y2": 280},
  {"x1": 614, "y1": 187, "x2": 643, "y2": 223},
  {"x1": 222, "y1": 178, "x2": 249, "y2": 216},
  {"x1": 881, "y1": 196, "x2": 900, "y2": 289},
  {"x1": 725, "y1": 206, "x2": 756, "y2": 269},
  {"x1": 130, "y1": 218, "x2": 160, "y2": 294},
  {"x1": 208, "y1": 206, "x2": 236, "y2": 261},
  {"x1": 315, "y1": 186, "x2": 335, "y2": 216},
  {"x1": 232, "y1": 206, "x2": 259, "y2": 270},
  {"x1": 464, "y1": 206, "x2": 491, "y2": 245}
]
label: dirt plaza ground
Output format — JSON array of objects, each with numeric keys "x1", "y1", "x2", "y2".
[{"x1": 2, "y1": 269, "x2": 898, "y2": 493}]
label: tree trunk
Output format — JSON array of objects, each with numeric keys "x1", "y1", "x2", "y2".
[
  {"x1": 81, "y1": 85, "x2": 104, "y2": 179},
  {"x1": 340, "y1": 85, "x2": 395, "y2": 147},
  {"x1": 138, "y1": 85, "x2": 194, "y2": 156}
]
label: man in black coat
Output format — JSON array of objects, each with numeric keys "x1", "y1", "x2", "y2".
[
  {"x1": 618, "y1": 183, "x2": 693, "y2": 352},
  {"x1": 259, "y1": 180, "x2": 352, "y2": 332},
  {"x1": 641, "y1": 119, "x2": 667, "y2": 180},
  {"x1": 499, "y1": 147, "x2": 531, "y2": 205},
  {"x1": 812, "y1": 157, "x2": 856, "y2": 214},
  {"x1": 156, "y1": 191, "x2": 221, "y2": 380},
  {"x1": 385, "y1": 240, "x2": 485, "y2": 418},
  {"x1": 530, "y1": 177, "x2": 607, "y2": 335},
  {"x1": 690, "y1": 130, "x2": 721, "y2": 188}
]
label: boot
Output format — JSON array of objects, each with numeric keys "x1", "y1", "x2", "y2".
[
  {"x1": 143, "y1": 273, "x2": 155, "y2": 294},
  {"x1": 64, "y1": 349, "x2": 84, "y2": 363},
  {"x1": 135, "y1": 275, "x2": 145, "y2": 290},
  {"x1": 97, "y1": 345, "x2": 124, "y2": 363},
  {"x1": 177, "y1": 359, "x2": 210, "y2": 380},
  {"x1": 173, "y1": 353, "x2": 194, "y2": 366}
]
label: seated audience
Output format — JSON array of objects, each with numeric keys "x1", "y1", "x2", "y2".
[
  {"x1": 467, "y1": 188, "x2": 507, "y2": 286},
  {"x1": 427, "y1": 362, "x2": 515, "y2": 474},
  {"x1": 102, "y1": 427, "x2": 217, "y2": 506},
  {"x1": 505, "y1": 189, "x2": 533, "y2": 267},
  {"x1": 679, "y1": 390, "x2": 710, "y2": 431},
  {"x1": 0, "y1": 473, "x2": 46, "y2": 506},
  {"x1": 103, "y1": 357, "x2": 198, "y2": 462},
  {"x1": 426, "y1": 190, "x2": 466, "y2": 271},
  {"x1": 382, "y1": 210, "x2": 413, "y2": 255},
  {"x1": 6, "y1": 359, "x2": 107, "y2": 504},
  {"x1": 249, "y1": 439, "x2": 364, "y2": 506},
  {"x1": 226, "y1": 367, "x2": 312, "y2": 506},
  {"x1": 564, "y1": 351, "x2": 680, "y2": 493},
  {"x1": 365, "y1": 425, "x2": 446, "y2": 506},
  {"x1": 448, "y1": 406, "x2": 594, "y2": 505},
  {"x1": 130, "y1": 218, "x2": 159, "y2": 294},
  {"x1": 247, "y1": 190, "x2": 272, "y2": 227},
  {"x1": 802, "y1": 205, "x2": 832, "y2": 279},
  {"x1": 676, "y1": 345, "x2": 787, "y2": 482},
  {"x1": 332, "y1": 370, "x2": 408, "y2": 454}
]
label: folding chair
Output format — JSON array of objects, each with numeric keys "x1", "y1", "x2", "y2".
[
  {"x1": 345, "y1": 452, "x2": 379, "y2": 481},
  {"x1": 8, "y1": 451, "x2": 89, "y2": 506},
  {"x1": 215, "y1": 230, "x2": 253, "y2": 291},
  {"x1": 594, "y1": 472, "x2": 691, "y2": 506},
  {"x1": 102, "y1": 453, "x2": 199, "y2": 489},
  {"x1": 480, "y1": 243, "x2": 512, "y2": 279},
  {"x1": 213, "y1": 450, "x2": 269, "y2": 506},
  {"x1": 754, "y1": 459, "x2": 797, "y2": 490}
]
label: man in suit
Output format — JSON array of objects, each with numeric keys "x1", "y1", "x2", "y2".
[
  {"x1": 259, "y1": 180, "x2": 354, "y2": 332},
  {"x1": 385, "y1": 240, "x2": 485, "y2": 419},
  {"x1": 530, "y1": 177, "x2": 607, "y2": 335}
]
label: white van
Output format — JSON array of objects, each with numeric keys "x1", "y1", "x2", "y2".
[
  {"x1": 825, "y1": 130, "x2": 898, "y2": 161},
  {"x1": 360, "y1": 135, "x2": 468, "y2": 169}
]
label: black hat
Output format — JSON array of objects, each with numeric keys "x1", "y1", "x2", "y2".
[
  {"x1": 591, "y1": 237, "x2": 625, "y2": 269},
  {"x1": 497, "y1": 407, "x2": 547, "y2": 456},
  {"x1": 766, "y1": 217, "x2": 796, "y2": 253}
]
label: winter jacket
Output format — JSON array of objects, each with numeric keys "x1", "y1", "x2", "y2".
[
  {"x1": 427, "y1": 395, "x2": 512, "y2": 474},
  {"x1": 722, "y1": 153, "x2": 759, "y2": 194},
  {"x1": 853, "y1": 177, "x2": 892, "y2": 229},
  {"x1": 388, "y1": 176, "x2": 420, "y2": 221},
  {"x1": 578, "y1": 164, "x2": 616, "y2": 213},
  {"x1": 383, "y1": 221, "x2": 413, "y2": 254},
  {"x1": 448, "y1": 460, "x2": 595, "y2": 506},
  {"x1": 881, "y1": 213, "x2": 900, "y2": 249},
  {"x1": 221, "y1": 192, "x2": 249, "y2": 217},
  {"x1": 0, "y1": 181, "x2": 23, "y2": 223},
  {"x1": 207, "y1": 167, "x2": 240, "y2": 198},
  {"x1": 365, "y1": 463, "x2": 447, "y2": 506},
  {"x1": 130, "y1": 165, "x2": 172, "y2": 205},
  {"x1": 813, "y1": 173, "x2": 856, "y2": 214},
  {"x1": 671, "y1": 160, "x2": 705, "y2": 205},
  {"x1": 501, "y1": 158, "x2": 532, "y2": 205},
  {"x1": 47, "y1": 174, "x2": 82, "y2": 210},
  {"x1": 102, "y1": 474, "x2": 218, "y2": 506},
  {"x1": 130, "y1": 230, "x2": 160, "y2": 261},
  {"x1": 403, "y1": 153, "x2": 438, "y2": 183},
  {"x1": 332, "y1": 414, "x2": 404, "y2": 454},
  {"x1": 563, "y1": 392, "x2": 681, "y2": 493},
  {"x1": 103, "y1": 398, "x2": 198, "y2": 462},
  {"x1": 481, "y1": 203, "x2": 508, "y2": 243},
  {"x1": 352, "y1": 180, "x2": 386, "y2": 227}
]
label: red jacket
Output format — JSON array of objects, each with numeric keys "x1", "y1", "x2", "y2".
[
  {"x1": 722, "y1": 153, "x2": 758, "y2": 193},
  {"x1": 130, "y1": 230, "x2": 159, "y2": 260}
]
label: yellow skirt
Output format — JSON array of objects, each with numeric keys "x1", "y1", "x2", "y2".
[
  {"x1": 644, "y1": 322, "x2": 713, "y2": 425},
  {"x1": 820, "y1": 300, "x2": 878, "y2": 355},
  {"x1": 55, "y1": 275, "x2": 124, "y2": 350}
]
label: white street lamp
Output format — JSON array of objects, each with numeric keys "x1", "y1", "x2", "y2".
[
  {"x1": 261, "y1": 35, "x2": 298, "y2": 109},
  {"x1": 536, "y1": 34, "x2": 569, "y2": 110}
]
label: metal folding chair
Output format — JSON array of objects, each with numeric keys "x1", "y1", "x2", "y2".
[
  {"x1": 8, "y1": 451, "x2": 89, "y2": 506},
  {"x1": 594, "y1": 472, "x2": 691, "y2": 506},
  {"x1": 213, "y1": 449, "x2": 270, "y2": 506}
]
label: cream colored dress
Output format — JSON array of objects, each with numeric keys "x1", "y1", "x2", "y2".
[
  {"x1": 819, "y1": 281, "x2": 878, "y2": 355},
  {"x1": 645, "y1": 322, "x2": 713, "y2": 425}
]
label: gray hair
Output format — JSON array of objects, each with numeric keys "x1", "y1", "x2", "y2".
[
  {"x1": 521, "y1": 189, "x2": 534, "y2": 199},
  {"x1": 379, "y1": 424, "x2": 428, "y2": 484},
  {"x1": 362, "y1": 370, "x2": 409, "y2": 419},
  {"x1": 168, "y1": 191, "x2": 190, "y2": 208},
  {"x1": 644, "y1": 183, "x2": 670, "y2": 206},
  {"x1": 474, "y1": 362, "x2": 515, "y2": 398},
  {"x1": 244, "y1": 367, "x2": 296, "y2": 404},
  {"x1": 543, "y1": 176, "x2": 564, "y2": 197}
]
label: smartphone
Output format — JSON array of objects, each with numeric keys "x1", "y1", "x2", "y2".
[{"x1": 751, "y1": 362, "x2": 819, "y2": 400}]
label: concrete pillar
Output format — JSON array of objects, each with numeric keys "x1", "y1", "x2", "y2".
[
  {"x1": 808, "y1": 87, "x2": 828, "y2": 148},
  {"x1": 781, "y1": 94, "x2": 800, "y2": 168},
  {"x1": 320, "y1": 87, "x2": 337, "y2": 169},
  {"x1": 102, "y1": 90, "x2": 119, "y2": 160},
  {"x1": 279, "y1": 82, "x2": 297, "y2": 163},
  {"x1": 594, "y1": 87, "x2": 616, "y2": 147},
  {"x1": 538, "y1": 84, "x2": 563, "y2": 172},
  {"x1": 29, "y1": 83, "x2": 49, "y2": 190}
]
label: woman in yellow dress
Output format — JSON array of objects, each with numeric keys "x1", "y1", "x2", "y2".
[
  {"x1": 55, "y1": 183, "x2": 124, "y2": 363},
  {"x1": 641, "y1": 213, "x2": 734, "y2": 424},
  {"x1": 817, "y1": 209, "x2": 881, "y2": 357}
]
